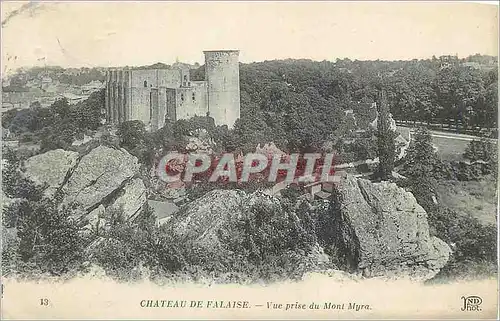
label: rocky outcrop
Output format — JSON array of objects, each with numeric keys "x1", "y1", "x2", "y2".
[
  {"x1": 22, "y1": 145, "x2": 147, "y2": 223},
  {"x1": 166, "y1": 189, "x2": 248, "y2": 248},
  {"x1": 165, "y1": 181, "x2": 450, "y2": 281},
  {"x1": 23, "y1": 149, "x2": 79, "y2": 196},
  {"x1": 165, "y1": 189, "x2": 332, "y2": 276},
  {"x1": 332, "y1": 174, "x2": 451, "y2": 281},
  {"x1": 62, "y1": 146, "x2": 140, "y2": 211},
  {"x1": 108, "y1": 178, "x2": 147, "y2": 220}
]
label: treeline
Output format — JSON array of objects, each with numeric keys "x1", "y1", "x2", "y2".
[
  {"x1": 192, "y1": 55, "x2": 498, "y2": 146},
  {"x1": 4, "y1": 54, "x2": 498, "y2": 161}
]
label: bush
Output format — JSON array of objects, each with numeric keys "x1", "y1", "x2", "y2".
[
  {"x1": 428, "y1": 208, "x2": 497, "y2": 262},
  {"x1": 1, "y1": 226, "x2": 21, "y2": 276},
  {"x1": 3, "y1": 196, "x2": 88, "y2": 276},
  {"x1": 426, "y1": 207, "x2": 497, "y2": 283},
  {"x1": 463, "y1": 138, "x2": 497, "y2": 163},
  {"x1": 400, "y1": 173, "x2": 497, "y2": 282},
  {"x1": 448, "y1": 161, "x2": 492, "y2": 181}
]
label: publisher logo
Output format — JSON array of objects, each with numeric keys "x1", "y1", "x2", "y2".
[{"x1": 461, "y1": 296, "x2": 482, "y2": 311}]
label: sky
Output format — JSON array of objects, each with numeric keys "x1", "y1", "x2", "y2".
[{"x1": 1, "y1": 1, "x2": 498, "y2": 74}]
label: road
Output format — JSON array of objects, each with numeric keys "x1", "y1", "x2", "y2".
[
  {"x1": 399, "y1": 126, "x2": 497, "y2": 161},
  {"x1": 400, "y1": 126, "x2": 498, "y2": 142}
]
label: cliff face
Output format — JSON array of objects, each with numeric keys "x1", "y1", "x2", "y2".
[
  {"x1": 331, "y1": 174, "x2": 451, "y2": 281},
  {"x1": 23, "y1": 146, "x2": 147, "y2": 225}
]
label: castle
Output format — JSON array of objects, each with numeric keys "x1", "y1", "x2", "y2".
[{"x1": 105, "y1": 50, "x2": 241, "y2": 131}]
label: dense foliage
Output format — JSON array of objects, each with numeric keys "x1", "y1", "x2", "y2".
[
  {"x1": 399, "y1": 128, "x2": 497, "y2": 282},
  {"x1": 2, "y1": 161, "x2": 88, "y2": 276},
  {"x1": 192, "y1": 55, "x2": 497, "y2": 150}
]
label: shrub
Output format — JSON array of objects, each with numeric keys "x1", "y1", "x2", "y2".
[
  {"x1": 425, "y1": 207, "x2": 497, "y2": 283},
  {"x1": 463, "y1": 138, "x2": 497, "y2": 163},
  {"x1": 3, "y1": 197, "x2": 88, "y2": 276}
]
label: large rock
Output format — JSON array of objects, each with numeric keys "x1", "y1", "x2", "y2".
[
  {"x1": 166, "y1": 189, "x2": 248, "y2": 248},
  {"x1": 23, "y1": 149, "x2": 79, "y2": 196},
  {"x1": 165, "y1": 189, "x2": 331, "y2": 274},
  {"x1": 332, "y1": 174, "x2": 451, "y2": 281},
  {"x1": 108, "y1": 178, "x2": 147, "y2": 221},
  {"x1": 22, "y1": 145, "x2": 147, "y2": 224},
  {"x1": 62, "y1": 146, "x2": 140, "y2": 210}
]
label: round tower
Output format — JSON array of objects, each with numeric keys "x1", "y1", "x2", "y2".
[{"x1": 204, "y1": 50, "x2": 240, "y2": 128}]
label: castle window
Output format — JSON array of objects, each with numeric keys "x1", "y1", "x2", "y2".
[
  {"x1": 144, "y1": 80, "x2": 147, "y2": 87},
  {"x1": 183, "y1": 75, "x2": 187, "y2": 81},
  {"x1": 181, "y1": 93, "x2": 184, "y2": 102},
  {"x1": 192, "y1": 92, "x2": 196, "y2": 101}
]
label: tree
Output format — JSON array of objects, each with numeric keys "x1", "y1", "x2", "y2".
[
  {"x1": 433, "y1": 65, "x2": 485, "y2": 129},
  {"x1": 480, "y1": 81, "x2": 498, "y2": 129},
  {"x1": 375, "y1": 90, "x2": 396, "y2": 180},
  {"x1": 116, "y1": 120, "x2": 147, "y2": 150},
  {"x1": 463, "y1": 138, "x2": 497, "y2": 164},
  {"x1": 8, "y1": 109, "x2": 37, "y2": 134},
  {"x1": 39, "y1": 120, "x2": 79, "y2": 153},
  {"x1": 2, "y1": 109, "x2": 19, "y2": 129},
  {"x1": 2, "y1": 148, "x2": 45, "y2": 201},
  {"x1": 4, "y1": 196, "x2": 87, "y2": 275},
  {"x1": 50, "y1": 98, "x2": 71, "y2": 120},
  {"x1": 401, "y1": 127, "x2": 442, "y2": 179},
  {"x1": 71, "y1": 89, "x2": 105, "y2": 130}
]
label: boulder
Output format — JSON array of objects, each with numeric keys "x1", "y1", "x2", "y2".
[
  {"x1": 165, "y1": 189, "x2": 331, "y2": 274},
  {"x1": 23, "y1": 149, "x2": 79, "y2": 196},
  {"x1": 62, "y1": 146, "x2": 140, "y2": 210},
  {"x1": 332, "y1": 174, "x2": 451, "y2": 281},
  {"x1": 81, "y1": 204, "x2": 106, "y2": 236},
  {"x1": 22, "y1": 145, "x2": 147, "y2": 225},
  {"x1": 108, "y1": 178, "x2": 147, "y2": 221},
  {"x1": 166, "y1": 189, "x2": 247, "y2": 248}
]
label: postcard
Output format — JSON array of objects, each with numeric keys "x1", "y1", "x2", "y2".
[{"x1": 1, "y1": 1, "x2": 498, "y2": 319}]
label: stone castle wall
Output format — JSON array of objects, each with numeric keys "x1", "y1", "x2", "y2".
[
  {"x1": 204, "y1": 50, "x2": 240, "y2": 128},
  {"x1": 105, "y1": 50, "x2": 241, "y2": 131}
]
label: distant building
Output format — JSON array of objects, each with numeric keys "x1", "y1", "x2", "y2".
[
  {"x1": 462, "y1": 62, "x2": 481, "y2": 70},
  {"x1": 105, "y1": 50, "x2": 241, "y2": 131},
  {"x1": 439, "y1": 55, "x2": 459, "y2": 69},
  {"x1": 40, "y1": 76, "x2": 53, "y2": 91}
]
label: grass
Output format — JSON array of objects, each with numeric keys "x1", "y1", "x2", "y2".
[
  {"x1": 436, "y1": 174, "x2": 497, "y2": 226},
  {"x1": 432, "y1": 136, "x2": 470, "y2": 162}
]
